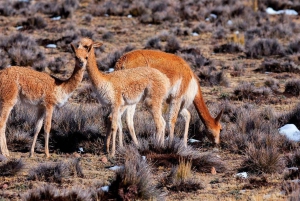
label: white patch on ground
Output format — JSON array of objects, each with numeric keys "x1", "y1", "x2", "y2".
[
  {"x1": 266, "y1": 7, "x2": 298, "y2": 15},
  {"x1": 100, "y1": 186, "x2": 109, "y2": 192},
  {"x1": 109, "y1": 165, "x2": 124, "y2": 171},
  {"x1": 51, "y1": 16, "x2": 61, "y2": 20},
  {"x1": 46, "y1": 44, "x2": 57, "y2": 48},
  {"x1": 235, "y1": 172, "x2": 248, "y2": 179},
  {"x1": 278, "y1": 124, "x2": 300, "y2": 142}
]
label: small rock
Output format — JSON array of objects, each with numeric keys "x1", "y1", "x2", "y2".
[
  {"x1": 101, "y1": 156, "x2": 108, "y2": 163},
  {"x1": 236, "y1": 172, "x2": 248, "y2": 179},
  {"x1": 211, "y1": 167, "x2": 217, "y2": 175}
]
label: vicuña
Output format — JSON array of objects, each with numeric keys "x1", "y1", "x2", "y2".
[
  {"x1": 79, "y1": 38, "x2": 222, "y2": 147},
  {"x1": 0, "y1": 44, "x2": 90, "y2": 157},
  {"x1": 78, "y1": 38, "x2": 170, "y2": 156}
]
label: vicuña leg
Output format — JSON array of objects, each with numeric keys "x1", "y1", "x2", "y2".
[
  {"x1": 167, "y1": 99, "x2": 182, "y2": 146},
  {"x1": 181, "y1": 108, "x2": 191, "y2": 147},
  {"x1": 117, "y1": 106, "x2": 127, "y2": 148},
  {"x1": 0, "y1": 103, "x2": 15, "y2": 157},
  {"x1": 29, "y1": 108, "x2": 45, "y2": 157},
  {"x1": 147, "y1": 100, "x2": 166, "y2": 146},
  {"x1": 44, "y1": 105, "x2": 54, "y2": 158},
  {"x1": 110, "y1": 109, "x2": 119, "y2": 157},
  {"x1": 125, "y1": 104, "x2": 139, "y2": 146}
]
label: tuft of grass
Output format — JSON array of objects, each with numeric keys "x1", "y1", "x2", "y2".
[
  {"x1": 239, "y1": 142, "x2": 284, "y2": 174},
  {"x1": 22, "y1": 184, "x2": 94, "y2": 201},
  {"x1": 265, "y1": 78, "x2": 280, "y2": 92},
  {"x1": 278, "y1": 103, "x2": 300, "y2": 129},
  {"x1": 259, "y1": 59, "x2": 300, "y2": 73},
  {"x1": 0, "y1": 159, "x2": 24, "y2": 176},
  {"x1": 213, "y1": 43, "x2": 244, "y2": 54},
  {"x1": 246, "y1": 38, "x2": 285, "y2": 58},
  {"x1": 177, "y1": 46, "x2": 211, "y2": 68},
  {"x1": 98, "y1": 45, "x2": 135, "y2": 71},
  {"x1": 233, "y1": 82, "x2": 271, "y2": 101},
  {"x1": 284, "y1": 80, "x2": 300, "y2": 96},
  {"x1": 145, "y1": 36, "x2": 163, "y2": 50},
  {"x1": 195, "y1": 66, "x2": 229, "y2": 87},
  {"x1": 0, "y1": 33, "x2": 45, "y2": 69},
  {"x1": 28, "y1": 159, "x2": 84, "y2": 183},
  {"x1": 107, "y1": 145, "x2": 165, "y2": 201},
  {"x1": 18, "y1": 15, "x2": 47, "y2": 30},
  {"x1": 138, "y1": 136, "x2": 226, "y2": 173},
  {"x1": 165, "y1": 35, "x2": 181, "y2": 53}
]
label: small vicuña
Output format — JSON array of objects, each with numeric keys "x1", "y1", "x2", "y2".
[
  {"x1": 0, "y1": 44, "x2": 90, "y2": 157},
  {"x1": 78, "y1": 38, "x2": 170, "y2": 157}
]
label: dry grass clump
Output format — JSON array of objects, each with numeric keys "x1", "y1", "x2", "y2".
[
  {"x1": 0, "y1": 49, "x2": 10, "y2": 69},
  {"x1": 178, "y1": 46, "x2": 211, "y2": 69},
  {"x1": 162, "y1": 158, "x2": 204, "y2": 192},
  {"x1": 0, "y1": 33, "x2": 46, "y2": 69},
  {"x1": 278, "y1": 103, "x2": 300, "y2": 128},
  {"x1": 22, "y1": 184, "x2": 94, "y2": 201},
  {"x1": 258, "y1": 59, "x2": 300, "y2": 73},
  {"x1": 246, "y1": 38, "x2": 285, "y2": 58},
  {"x1": 17, "y1": 15, "x2": 47, "y2": 30},
  {"x1": 51, "y1": 104, "x2": 108, "y2": 154},
  {"x1": 265, "y1": 78, "x2": 280, "y2": 92},
  {"x1": 97, "y1": 45, "x2": 135, "y2": 71},
  {"x1": 233, "y1": 82, "x2": 272, "y2": 101},
  {"x1": 195, "y1": 66, "x2": 229, "y2": 87},
  {"x1": 239, "y1": 141, "x2": 284, "y2": 174},
  {"x1": 213, "y1": 43, "x2": 244, "y2": 54},
  {"x1": 0, "y1": 159, "x2": 24, "y2": 176},
  {"x1": 138, "y1": 136, "x2": 226, "y2": 173},
  {"x1": 242, "y1": 176, "x2": 271, "y2": 190},
  {"x1": 28, "y1": 159, "x2": 84, "y2": 183},
  {"x1": 230, "y1": 63, "x2": 245, "y2": 77},
  {"x1": 284, "y1": 80, "x2": 300, "y2": 96},
  {"x1": 105, "y1": 145, "x2": 164, "y2": 201},
  {"x1": 221, "y1": 102, "x2": 297, "y2": 154},
  {"x1": 145, "y1": 36, "x2": 163, "y2": 50},
  {"x1": 34, "y1": 0, "x2": 79, "y2": 19}
]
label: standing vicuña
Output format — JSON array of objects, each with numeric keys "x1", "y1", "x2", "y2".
[
  {"x1": 78, "y1": 38, "x2": 222, "y2": 147},
  {"x1": 78, "y1": 39, "x2": 170, "y2": 157},
  {"x1": 0, "y1": 44, "x2": 90, "y2": 157}
]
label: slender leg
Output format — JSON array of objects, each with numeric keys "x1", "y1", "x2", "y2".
[
  {"x1": 180, "y1": 108, "x2": 191, "y2": 147},
  {"x1": 125, "y1": 104, "x2": 139, "y2": 146},
  {"x1": 110, "y1": 108, "x2": 119, "y2": 157},
  {"x1": 0, "y1": 103, "x2": 15, "y2": 157},
  {"x1": 44, "y1": 106, "x2": 54, "y2": 158},
  {"x1": 104, "y1": 114, "x2": 112, "y2": 154},
  {"x1": 147, "y1": 100, "x2": 166, "y2": 146},
  {"x1": 29, "y1": 108, "x2": 45, "y2": 157},
  {"x1": 167, "y1": 99, "x2": 181, "y2": 146},
  {"x1": 117, "y1": 106, "x2": 127, "y2": 148}
]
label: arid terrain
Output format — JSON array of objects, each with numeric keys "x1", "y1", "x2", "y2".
[{"x1": 1, "y1": 0, "x2": 300, "y2": 200}]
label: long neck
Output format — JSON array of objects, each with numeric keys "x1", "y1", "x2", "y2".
[
  {"x1": 60, "y1": 65, "x2": 85, "y2": 94},
  {"x1": 193, "y1": 81, "x2": 216, "y2": 129},
  {"x1": 86, "y1": 48, "x2": 107, "y2": 85}
]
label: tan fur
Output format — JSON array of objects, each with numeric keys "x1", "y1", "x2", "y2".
[
  {"x1": 78, "y1": 38, "x2": 222, "y2": 147},
  {"x1": 78, "y1": 39, "x2": 170, "y2": 157},
  {"x1": 0, "y1": 45, "x2": 88, "y2": 157}
]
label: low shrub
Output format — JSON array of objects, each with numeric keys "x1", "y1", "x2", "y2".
[
  {"x1": 285, "y1": 80, "x2": 300, "y2": 96},
  {"x1": 0, "y1": 159, "x2": 24, "y2": 176},
  {"x1": 213, "y1": 43, "x2": 244, "y2": 54},
  {"x1": 246, "y1": 38, "x2": 285, "y2": 58}
]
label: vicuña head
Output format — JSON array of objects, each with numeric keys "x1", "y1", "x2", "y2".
[{"x1": 0, "y1": 43, "x2": 89, "y2": 158}]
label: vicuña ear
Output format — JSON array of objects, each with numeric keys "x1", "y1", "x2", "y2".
[
  {"x1": 87, "y1": 44, "x2": 93, "y2": 53},
  {"x1": 70, "y1": 44, "x2": 76, "y2": 53},
  {"x1": 215, "y1": 109, "x2": 223, "y2": 122},
  {"x1": 93, "y1": 42, "x2": 103, "y2": 48}
]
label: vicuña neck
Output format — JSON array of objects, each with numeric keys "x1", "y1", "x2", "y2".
[
  {"x1": 61, "y1": 65, "x2": 85, "y2": 94},
  {"x1": 193, "y1": 84, "x2": 216, "y2": 128},
  {"x1": 86, "y1": 48, "x2": 107, "y2": 85}
]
